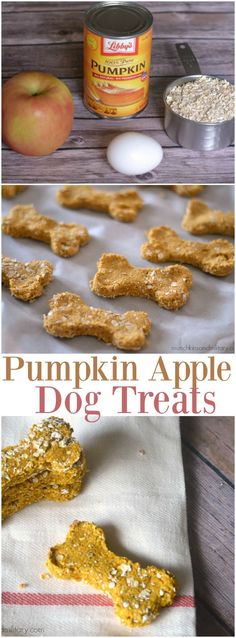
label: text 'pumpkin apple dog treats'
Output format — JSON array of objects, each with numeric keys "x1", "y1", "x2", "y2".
[
  {"x1": 2, "y1": 417, "x2": 87, "y2": 520},
  {"x1": 46, "y1": 521, "x2": 177, "y2": 627}
]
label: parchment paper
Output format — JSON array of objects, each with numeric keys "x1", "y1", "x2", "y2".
[{"x1": 2, "y1": 185, "x2": 234, "y2": 353}]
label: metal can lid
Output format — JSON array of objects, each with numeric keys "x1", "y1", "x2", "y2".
[{"x1": 84, "y1": 2, "x2": 153, "y2": 37}]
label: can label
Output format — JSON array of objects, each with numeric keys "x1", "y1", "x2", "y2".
[{"x1": 84, "y1": 27, "x2": 153, "y2": 118}]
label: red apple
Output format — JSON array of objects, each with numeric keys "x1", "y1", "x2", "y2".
[{"x1": 2, "y1": 71, "x2": 74, "y2": 156}]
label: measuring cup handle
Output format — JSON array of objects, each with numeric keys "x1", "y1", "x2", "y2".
[{"x1": 176, "y1": 43, "x2": 202, "y2": 75}]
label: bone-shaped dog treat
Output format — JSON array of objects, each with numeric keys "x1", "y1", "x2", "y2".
[
  {"x1": 182, "y1": 199, "x2": 234, "y2": 237},
  {"x1": 2, "y1": 256, "x2": 54, "y2": 301},
  {"x1": 2, "y1": 205, "x2": 90, "y2": 257},
  {"x1": 91, "y1": 253, "x2": 192, "y2": 310},
  {"x1": 2, "y1": 417, "x2": 87, "y2": 520},
  {"x1": 46, "y1": 521, "x2": 177, "y2": 627},
  {"x1": 141, "y1": 227, "x2": 234, "y2": 277},
  {"x1": 166, "y1": 185, "x2": 204, "y2": 197},
  {"x1": 2, "y1": 185, "x2": 28, "y2": 199},
  {"x1": 57, "y1": 185, "x2": 144, "y2": 222},
  {"x1": 43, "y1": 292, "x2": 151, "y2": 350}
]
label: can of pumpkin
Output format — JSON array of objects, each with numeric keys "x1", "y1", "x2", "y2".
[{"x1": 84, "y1": 2, "x2": 153, "y2": 119}]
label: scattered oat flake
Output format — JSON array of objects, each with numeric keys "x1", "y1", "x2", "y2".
[
  {"x1": 40, "y1": 572, "x2": 51, "y2": 580},
  {"x1": 120, "y1": 563, "x2": 132, "y2": 576},
  {"x1": 18, "y1": 582, "x2": 28, "y2": 589}
]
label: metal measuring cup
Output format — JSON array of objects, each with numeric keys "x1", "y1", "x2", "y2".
[{"x1": 163, "y1": 43, "x2": 234, "y2": 151}]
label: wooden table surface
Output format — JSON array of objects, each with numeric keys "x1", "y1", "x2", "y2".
[
  {"x1": 2, "y1": 1, "x2": 234, "y2": 184},
  {"x1": 180, "y1": 416, "x2": 234, "y2": 636}
]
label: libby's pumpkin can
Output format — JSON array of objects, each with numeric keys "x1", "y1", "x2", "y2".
[{"x1": 84, "y1": 2, "x2": 153, "y2": 119}]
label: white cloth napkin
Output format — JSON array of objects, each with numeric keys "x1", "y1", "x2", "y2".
[
  {"x1": 2, "y1": 185, "x2": 234, "y2": 354},
  {"x1": 2, "y1": 416, "x2": 195, "y2": 636}
]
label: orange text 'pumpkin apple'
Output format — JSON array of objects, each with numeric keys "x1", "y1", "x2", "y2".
[{"x1": 2, "y1": 71, "x2": 74, "y2": 156}]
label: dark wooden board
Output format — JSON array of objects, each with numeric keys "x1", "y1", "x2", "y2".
[
  {"x1": 2, "y1": 2, "x2": 234, "y2": 13},
  {"x1": 181, "y1": 416, "x2": 234, "y2": 483},
  {"x1": 181, "y1": 417, "x2": 234, "y2": 636},
  {"x1": 195, "y1": 599, "x2": 232, "y2": 636},
  {"x1": 3, "y1": 11, "x2": 234, "y2": 44},
  {"x1": 3, "y1": 40, "x2": 234, "y2": 78},
  {"x1": 3, "y1": 145, "x2": 234, "y2": 184}
]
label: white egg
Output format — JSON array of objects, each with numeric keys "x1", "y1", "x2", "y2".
[{"x1": 107, "y1": 132, "x2": 163, "y2": 176}]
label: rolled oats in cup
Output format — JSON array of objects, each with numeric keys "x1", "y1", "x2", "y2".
[
  {"x1": 164, "y1": 74, "x2": 234, "y2": 151},
  {"x1": 166, "y1": 75, "x2": 234, "y2": 124}
]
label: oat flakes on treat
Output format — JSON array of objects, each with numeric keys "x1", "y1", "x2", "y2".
[
  {"x1": 2, "y1": 417, "x2": 87, "y2": 520},
  {"x1": 46, "y1": 521, "x2": 177, "y2": 628},
  {"x1": 91, "y1": 253, "x2": 192, "y2": 310},
  {"x1": 166, "y1": 185, "x2": 204, "y2": 197},
  {"x1": 2, "y1": 185, "x2": 28, "y2": 199},
  {"x1": 57, "y1": 185, "x2": 144, "y2": 222},
  {"x1": 2, "y1": 205, "x2": 90, "y2": 257},
  {"x1": 44, "y1": 292, "x2": 151, "y2": 351},
  {"x1": 141, "y1": 227, "x2": 234, "y2": 277},
  {"x1": 182, "y1": 199, "x2": 234, "y2": 237},
  {"x1": 2, "y1": 256, "x2": 54, "y2": 301}
]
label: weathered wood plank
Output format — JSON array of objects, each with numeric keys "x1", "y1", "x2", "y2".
[
  {"x1": 182, "y1": 444, "x2": 234, "y2": 630},
  {"x1": 3, "y1": 39, "x2": 234, "y2": 78},
  {"x1": 3, "y1": 115, "x2": 233, "y2": 151},
  {"x1": 3, "y1": 146, "x2": 234, "y2": 184},
  {"x1": 3, "y1": 11, "x2": 234, "y2": 44},
  {"x1": 2, "y1": 2, "x2": 234, "y2": 13},
  {"x1": 181, "y1": 417, "x2": 234, "y2": 483},
  {"x1": 2, "y1": 120, "x2": 177, "y2": 151}
]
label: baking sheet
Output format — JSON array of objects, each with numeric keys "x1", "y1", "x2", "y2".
[
  {"x1": 2, "y1": 185, "x2": 234, "y2": 353},
  {"x1": 2, "y1": 415, "x2": 195, "y2": 637}
]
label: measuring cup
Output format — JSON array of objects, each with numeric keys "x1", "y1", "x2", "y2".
[{"x1": 163, "y1": 43, "x2": 234, "y2": 151}]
